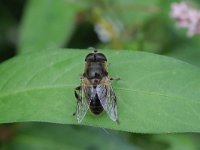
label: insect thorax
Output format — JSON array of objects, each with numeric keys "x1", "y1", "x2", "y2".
[{"x1": 84, "y1": 62, "x2": 108, "y2": 84}]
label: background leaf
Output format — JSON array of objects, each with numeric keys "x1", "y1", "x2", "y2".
[
  {"x1": 114, "y1": 0, "x2": 160, "y2": 26},
  {"x1": 8, "y1": 123, "x2": 137, "y2": 150},
  {"x1": 153, "y1": 134, "x2": 200, "y2": 150},
  {"x1": 18, "y1": 0, "x2": 84, "y2": 54},
  {"x1": 103, "y1": 0, "x2": 160, "y2": 26},
  {"x1": 166, "y1": 37, "x2": 200, "y2": 67},
  {"x1": 0, "y1": 49, "x2": 200, "y2": 133}
]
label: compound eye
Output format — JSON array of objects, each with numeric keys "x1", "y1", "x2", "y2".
[
  {"x1": 95, "y1": 53, "x2": 107, "y2": 61},
  {"x1": 85, "y1": 53, "x2": 94, "y2": 61},
  {"x1": 85, "y1": 52, "x2": 107, "y2": 62}
]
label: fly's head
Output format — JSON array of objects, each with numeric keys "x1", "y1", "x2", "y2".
[{"x1": 85, "y1": 50, "x2": 107, "y2": 63}]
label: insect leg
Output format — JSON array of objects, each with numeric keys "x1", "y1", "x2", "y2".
[
  {"x1": 75, "y1": 86, "x2": 81, "y2": 100},
  {"x1": 73, "y1": 86, "x2": 81, "y2": 116},
  {"x1": 110, "y1": 77, "x2": 120, "y2": 81}
]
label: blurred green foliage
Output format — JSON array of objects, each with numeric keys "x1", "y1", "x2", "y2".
[
  {"x1": 8, "y1": 123, "x2": 137, "y2": 150},
  {"x1": 1, "y1": 0, "x2": 200, "y2": 150}
]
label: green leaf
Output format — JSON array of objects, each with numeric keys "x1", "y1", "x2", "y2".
[
  {"x1": 0, "y1": 49, "x2": 200, "y2": 133},
  {"x1": 18, "y1": 0, "x2": 84, "y2": 54},
  {"x1": 167, "y1": 37, "x2": 200, "y2": 67},
  {"x1": 167, "y1": 46, "x2": 200, "y2": 67},
  {"x1": 154, "y1": 134, "x2": 200, "y2": 150},
  {"x1": 9, "y1": 123, "x2": 137, "y2": 150}
]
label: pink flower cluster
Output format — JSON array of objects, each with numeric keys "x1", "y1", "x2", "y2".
[{"x1": 171, "y1": 2, "x2": 200, "y2": 37}]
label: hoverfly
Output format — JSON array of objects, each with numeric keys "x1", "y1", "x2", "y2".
[{"x1": 73, "y1": 50, "x2": 119, "y2": 123}]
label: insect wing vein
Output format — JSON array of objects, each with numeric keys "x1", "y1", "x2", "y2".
[
  {"x1": 96, "y1": 77, "x2": 118, "y2": 121},
  {"x1": 76, "y1": 78, "x2": 91, "y2": 123}
]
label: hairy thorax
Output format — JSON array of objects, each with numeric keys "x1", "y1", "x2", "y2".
[{"x1": 84, "y1": 62, "x2": 107, "y2": 85}]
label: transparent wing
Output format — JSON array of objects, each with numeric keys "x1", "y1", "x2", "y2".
[
  {"x1": 96, "y1": 77, "x2": 118, "y2": 121},
  {"x1": 75, "y1": 78, "x2": 91, "y2": 123}
]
